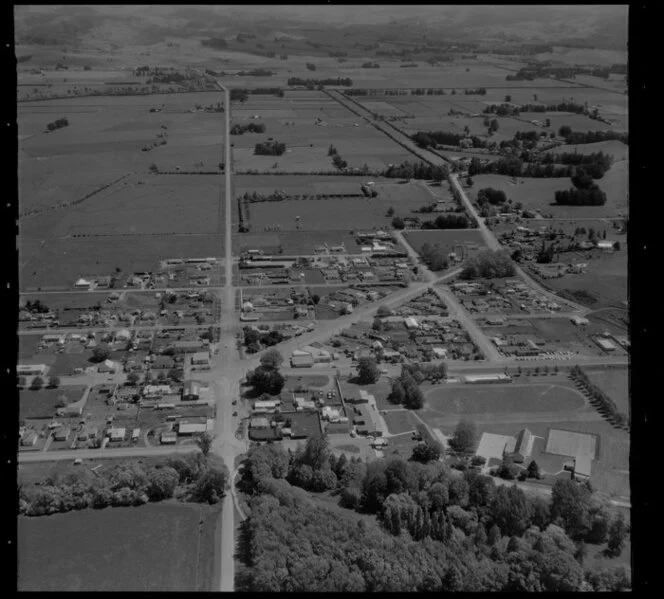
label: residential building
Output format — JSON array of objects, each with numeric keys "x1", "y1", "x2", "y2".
[{"x1": 160, "y1": 431, "x2": 177, "y2": 444}]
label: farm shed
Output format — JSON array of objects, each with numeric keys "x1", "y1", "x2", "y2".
[
  {"x1": 182, "y1": 380, "x2": 201, "y2": 401},
  {"x1": 53, "y1": 426, "x2": 71, "y2": 442},
  {"x1": 108, "y1": 428, "x2": 126, "y2": 441},
  {"x1": 178, "y1": 421, "x2": 207, "y2": 435},
  {"x1": 595, "y1": 338, "x2": 616, "y2": 351},
  {"x1": 291, "y1": 353, "x2": 314, "y2": 368},
  {"x1": 21, "y1": 431, "x2": 38, "y2": 446},
  {"x1": 511, "y1": 428, "x2": 534, "y2": 463},
  {"x1": 404, "y1": 316, "x2": 419, "y2": 330},
  {"x1": 160, "y1": 431, "x2": 177, "y2": 444},
  {"x1": 17, "y1": 364, "x2": 47, "y2": 376},
  {"x1": 570, "y1": 316, "x2": 589, "y2": 326},
  {"x1": 464, "y1": 373, "x2": 512, "y2": 384}
]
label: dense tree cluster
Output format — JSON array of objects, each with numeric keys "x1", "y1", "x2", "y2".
[
  {"x1": 356, "y1": 356, "x2": 381, "y2": 384},
  {"x1": 387, "y1": 365, "x2": 429, "y2": 409},
  {"x1": 236, "y1": 442, "x2": 630, "y2": 592},
  {"x1": 558, "y1": 127, "x2": 628, "y2": 146},
  {"x1": 460, "y1": 250, "x2": 516, "y2": 279},
  {"x1": 361, "y1": 61, "x2": 381, "y2": 68},
  {"x1": 18, "y1": 454, "x2": 229, "y2": 517},
  {"x1": 201, "y1": 37, "x2": 227, "y2": 49},
  {"x1": 421, "y1": 213, "x2": 472, "y2": 230},
  {"x1": 419, "y1": 242, "x2": 449, "y2": 271},
  {"x1": 243, "y1": 326, "x2": 284, "y2": 353},
  {"x1": 287, "y1": 76, "x2": 353, "y2": 87},
  {"x1": 412, "y1": 130, "x2": 464, "y2": 148},
  {"x1": 235, "y1": 68, "x2": 274, "y2": 77},
  {"x1": 230, "y1": 89, "x2": 249, "y2": 103},
  {"x1": 230, "y1": 122, "x2": 266, "y2": 135},
  {"x1": 477, "y1": 187, "x2": 507, "y2": 206},
  {"x1": 554, "y1": 184, "x2": 607, "y2": 207},
  {"x1": 254, "y1": 140, "x2": 286, "y2": 156},
  {"x1": 245, "y1": 350, "x2": 286, "y2": 395},
  {"x1": 24, "y1": 299, "x2": 50, "y2": 313},
  {"x1": 380, "y1": 160, "x2": 448, "y2": 181},
  {"x1": 46, "y1": 117, "x2": 69, "y2": 132}
]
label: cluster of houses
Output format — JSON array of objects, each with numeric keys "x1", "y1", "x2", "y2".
[
  {"x1": 332, "y1": 314, "x2": 482, "y2": 364},
  {"x1": 451, "y1": 279, "x2": 562, "y2": 315}
]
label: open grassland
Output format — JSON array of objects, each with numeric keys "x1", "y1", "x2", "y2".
[
  {"x1": 538, "y1": 250, "x2": 628, "y2": 310},
  {"x1": 40, "y1": 175, "x2": 222, "y2": 237},
  {"x1": 471, "y1": 171, "x2": 627, "y2": 218},
  {"x1": 246, "y1": 182, "x2": 436, "y2": 232},
  {"x1": 18, "y1": 93, "x2": 225, "y2": 214},
  {"x1": 404, "y1": 229, "x2": 487, "y2": 254},
  {"x1": 19, "y1": 235, "x2": 224, "y2": 291},
  {"x1": 233, "y1": 231, "x2": 361, "y2": 255},
  {"x1": 19, "y1": 386, "x2": 87, "y2": 420},
  {"x1": 551, "y1": 139, "x2": 628, "y2": 161},
  {"x1": 230, "y1": 94, "x2": 412, "y2": 172},
  {"x1": 17, "y1": 503, "x2": 220, "y2": 591},
  {"x1": 585, "y1": 368, "x2": 629, "y2": 415}
]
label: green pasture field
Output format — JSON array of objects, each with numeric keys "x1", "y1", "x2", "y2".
[
  {"x1": 382, "y1": 409, "x2": 421, "y2": 435},
  {"x1": 246, "y1": 184, "x2": 435, "y2": 231},
  {"x1": 404, "y1": 230, "x2": 487, "y2": 265},
  {"x1": 44, "y1": 175, "x2": 223, "y2": 237},
  {"x1": 534, "y1": 46, "x2": 627, "y2": 67},
  {"x1": 19, "y1": 385, "x2": 87, "y2": 420},
  {"x1": 534, "y1": 250, "x2": 628, "y2": 310},
  {"x1": 233, "y1": 231, "x2": 360, "y2": 255},
  {"x1": 421, "y1": 382, "x2": 587, "y2": 422},
  {"x1": 18, "y1": 335, "x2": 44, "y2": 359},
  {"x1": 470, "y1": 172, "x2": 627, "y2": 218},
  {"x1": 19, "y1": 235, "x2": 225, "y2": 292},
  {"x1": 18, "y1": 93, "x2": 225, "y2": 213},
  {"x1": 17, "y1": 503, "x2": 220, "y2": 591}
]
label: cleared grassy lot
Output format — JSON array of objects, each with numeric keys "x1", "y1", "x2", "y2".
[
  {"x1": 19, "y1": 385, "x2": 87, "y2": 420},
  {"x1": 586, "y1": 368, "x2": 629, "y2": 415},
  {"x1": 382, "y1": 409, "x2": 421, "y2": 435},
  {"x1": 17, "y1": 503, "x2": 220, "y2": 591}
]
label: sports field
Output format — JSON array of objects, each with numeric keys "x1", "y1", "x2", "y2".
[
  {"x1": 422, "y1": 382, "x2": 588, "y2": 424},
  {"x1": 17, "y1": 503, "x2": 220, "y2": 591}
]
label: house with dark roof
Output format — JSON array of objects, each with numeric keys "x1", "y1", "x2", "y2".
[{"x1": 511, "y1": 428, "x2": 533, "y2": 463}]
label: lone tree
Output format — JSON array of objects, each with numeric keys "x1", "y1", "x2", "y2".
[
  {"x1": 92, "y1": 344, "x2": 112, "y2": 363},
  {"x1": 356, "y1": 356, "x2": 380, "y2": 384},
  {"x1": 449, "y1": 419, "x2": 477, "y2": 453},
  {"x1": 260, "y1": 348, "x2": 284, "y2": 370},
  {"x1": 126, "y1": 372, "x2": 140, "y2": 386},
  {"x1": 526, "y1": 460, "x2": 542, "y2": 479},
  {"x1": 17, "y1": 376, "x2": 27, "y2": 388},
  {"x1": 30, "y1": 376, "x2": 44, "y2": 390},
  {"x1": 196, "y1": 432, "x2": 214, "y2": 458},
  {"x1": 47, "y1": 375, "x2": 60, "y2": 389},
  {"x1": 376, "y1": 304, "x2": 392, "y2": 317},
  {"x1": 391, "y1": 216, "x2": 405, "y2": 230},
  {"x1": 411, "y1": 440, "x2": 443, "y2": 463}
]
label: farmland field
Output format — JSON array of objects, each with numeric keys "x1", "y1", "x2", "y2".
[
  {"x1": 19, "y1": 386, "x2": 87, "y2": 420},
  {"x1": 404, "y1": 230, "x2": 487, "y2": 264},
  {"x1": 470, "y1": 170, "x2": 627, "y2": 218},
  {"x1": 245, "y1": 182, "x2": 437, "y2": 231},
  {"x1": 19, "y1": 235, "x2": 225, "y2": 291},
  {"x1": 17, "y1": 503, "x2": 220, "y2": 591}
]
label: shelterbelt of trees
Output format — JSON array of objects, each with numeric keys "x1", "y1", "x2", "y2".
[{"x1": 235, "y1": 439, "x2": 630, "y2": 592}]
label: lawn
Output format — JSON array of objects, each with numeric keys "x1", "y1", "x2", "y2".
[
  {"x1": 17, "y1": 502, "x2": 220, "y2": 591},
  {"x1": 19, "y1": 385, "x2": 87, "y2": 420},
  {"x1": 421, "y1": 382, "x2": 589, "y2": 425},
  {"x1": 382, "y1": 409, "x2": 421, "y2": 435}
]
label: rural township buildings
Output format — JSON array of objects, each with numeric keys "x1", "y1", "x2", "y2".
[
  {"x1": 17, "y1": 364, "x2": 48, "y2": 376},
  {"x1": 291, "y1": 351, "x2": 315, "y2": 368},
  {"x1": 177, "y1": 420, "x2": 207, "y2": 435},
  {"x1": 160, "y1": 431, "x2": 177, "y2": 444},
  {"x1": 190, "y1": 351, "x2": 211, "y2": 369},
  {"x1": 464, "y1": 373, "x2": 512, "y2": 384}
]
